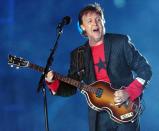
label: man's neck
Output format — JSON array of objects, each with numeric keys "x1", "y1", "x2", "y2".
[{"x1": 89, "y1": 39, "x2": 104, "y2": 47}]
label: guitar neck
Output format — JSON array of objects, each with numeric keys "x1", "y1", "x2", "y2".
[
  {"x1": 29, "y1": 63, "x2": 45, "y2": 73},
  {"x1": 28, "y1": 63, "x2": 96, "y2": 93}
]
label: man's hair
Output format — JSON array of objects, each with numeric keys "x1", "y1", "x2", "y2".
[{"x1": 78, "y1": 3, "x2": 105, "y2": 26}]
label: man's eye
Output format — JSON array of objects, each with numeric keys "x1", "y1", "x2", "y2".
[
  {"x1": 88, "y1": 20, "x2": 92, "y2": 23},
  {"x1": 97, "y1": 18, "x2": 101, "y2": 22}
]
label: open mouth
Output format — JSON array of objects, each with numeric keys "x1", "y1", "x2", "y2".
[{"x1": 93, "y1": 28, "x2": 99, "y2": 33}]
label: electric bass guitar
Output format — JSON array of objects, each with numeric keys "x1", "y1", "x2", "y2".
[{"x1": 8, "y1": 54, "x2": 141, "y2": 124}]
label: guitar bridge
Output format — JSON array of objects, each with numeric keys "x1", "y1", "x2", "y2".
[
  {"x1": 96, "y1": 88, "x2": 103, "y2": 98},
  {"x1": 120, "y1": 112, "x2": 134, "y2": 120}
]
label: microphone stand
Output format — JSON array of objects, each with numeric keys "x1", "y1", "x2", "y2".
[{"x1": 37, "y1": 25, "x2": 64, "y2": 131}]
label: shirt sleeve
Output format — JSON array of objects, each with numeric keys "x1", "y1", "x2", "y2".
[
  {"x1": 45, "y1": 80, "x2": 60, "y2": 95},
  {"x1": 124, "y1": 77, "x2": 145, "y2": 101}
]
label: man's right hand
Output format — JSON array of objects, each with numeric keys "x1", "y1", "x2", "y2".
[
  {"x1": 45, "y1": 71, "x2": 60, "y2": 94},
  {"x1": 45, "y1": 71, "x2": 54, "y2": 82}
]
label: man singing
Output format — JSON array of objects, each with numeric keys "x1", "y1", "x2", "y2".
[{"x1": 45, "y1": 3, "x2": 152, "y2": 131}]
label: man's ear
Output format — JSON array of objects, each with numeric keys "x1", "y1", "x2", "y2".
[{"x1": 80, "y1": 25, "x2": 85, "y2": 31}]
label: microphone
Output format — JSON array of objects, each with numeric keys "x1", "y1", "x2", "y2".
[{"x1": 57, "y1": 16, "x2": 71, "y2": 29}]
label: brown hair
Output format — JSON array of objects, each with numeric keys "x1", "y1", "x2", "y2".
[{"x1": 78, "y1": 3, "x2": 105, "y2": 26}]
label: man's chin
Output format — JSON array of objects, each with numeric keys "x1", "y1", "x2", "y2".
[{"x1": 93, "y1": 36, "x2": 103, "y2": 42}]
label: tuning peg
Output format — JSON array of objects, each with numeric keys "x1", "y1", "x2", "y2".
[
  {"x1": 16, "y1": 67, "x2": 20, "y2": 69},
  {"x1": 10, "y1": 65, "x2": 14, "y2": 68}
]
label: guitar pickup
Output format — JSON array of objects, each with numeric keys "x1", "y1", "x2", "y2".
[{"x1": 96, "y1": 88, "x2": 103, "y2": 98}]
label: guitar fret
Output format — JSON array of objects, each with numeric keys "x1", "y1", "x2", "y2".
[
  {"x1": 80, "y1": 85, "x2": 96, "y2": 94},
  {"x1": 53, "y1": 72, "x2": 95, "y2": 93},
  {"x1": 54, "y1": 72, "x2": 81, "y2": 87},
  {"x1": 29, "y1": 63, "x2": 44, "y2": 73}
]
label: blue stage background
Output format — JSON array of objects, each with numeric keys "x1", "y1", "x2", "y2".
[{"x1": 1, "y1": 0, "x2": 159, "y2": 131}]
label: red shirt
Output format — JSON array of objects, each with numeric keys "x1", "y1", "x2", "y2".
[{"x1": 91, "y1": 43, "x2": 110, "y2": 82}]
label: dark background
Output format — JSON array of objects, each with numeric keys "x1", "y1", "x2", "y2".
[{"x1": 1, "y1": 0, "x2": 159, "y2": 131}]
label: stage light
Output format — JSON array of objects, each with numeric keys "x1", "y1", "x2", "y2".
[{"x1": 113, "y1": 0, "x2": 126, "y2": 8}]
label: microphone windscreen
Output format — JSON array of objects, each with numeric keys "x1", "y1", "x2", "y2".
[{"x1": 63, "y1": 16, "x2": 71, "y2": 25}]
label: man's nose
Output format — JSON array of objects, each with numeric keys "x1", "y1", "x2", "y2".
[{"x1": 92, "y1": 19, "x2": 98, "y2": 25}]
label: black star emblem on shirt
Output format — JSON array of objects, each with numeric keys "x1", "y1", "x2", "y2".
[{"x1": 95, "y1": 58, "x2": 106, "y2": 72}]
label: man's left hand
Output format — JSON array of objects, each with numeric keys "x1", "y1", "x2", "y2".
[{"x1": 114, "y1": 90, "x2": 130, "y2": 106}]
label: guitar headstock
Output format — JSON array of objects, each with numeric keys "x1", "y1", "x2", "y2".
[{"x1": 8, "y1": 54, "x2": 29, "y2": 69}]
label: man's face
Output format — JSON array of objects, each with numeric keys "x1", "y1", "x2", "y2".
[{"x1": 81, "y1": 12, "x2": 105, "y2": 44}]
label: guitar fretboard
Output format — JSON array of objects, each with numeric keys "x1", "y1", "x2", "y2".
[{"x1": 28, "y1": 62, "x2": 97, "y2": 94}]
